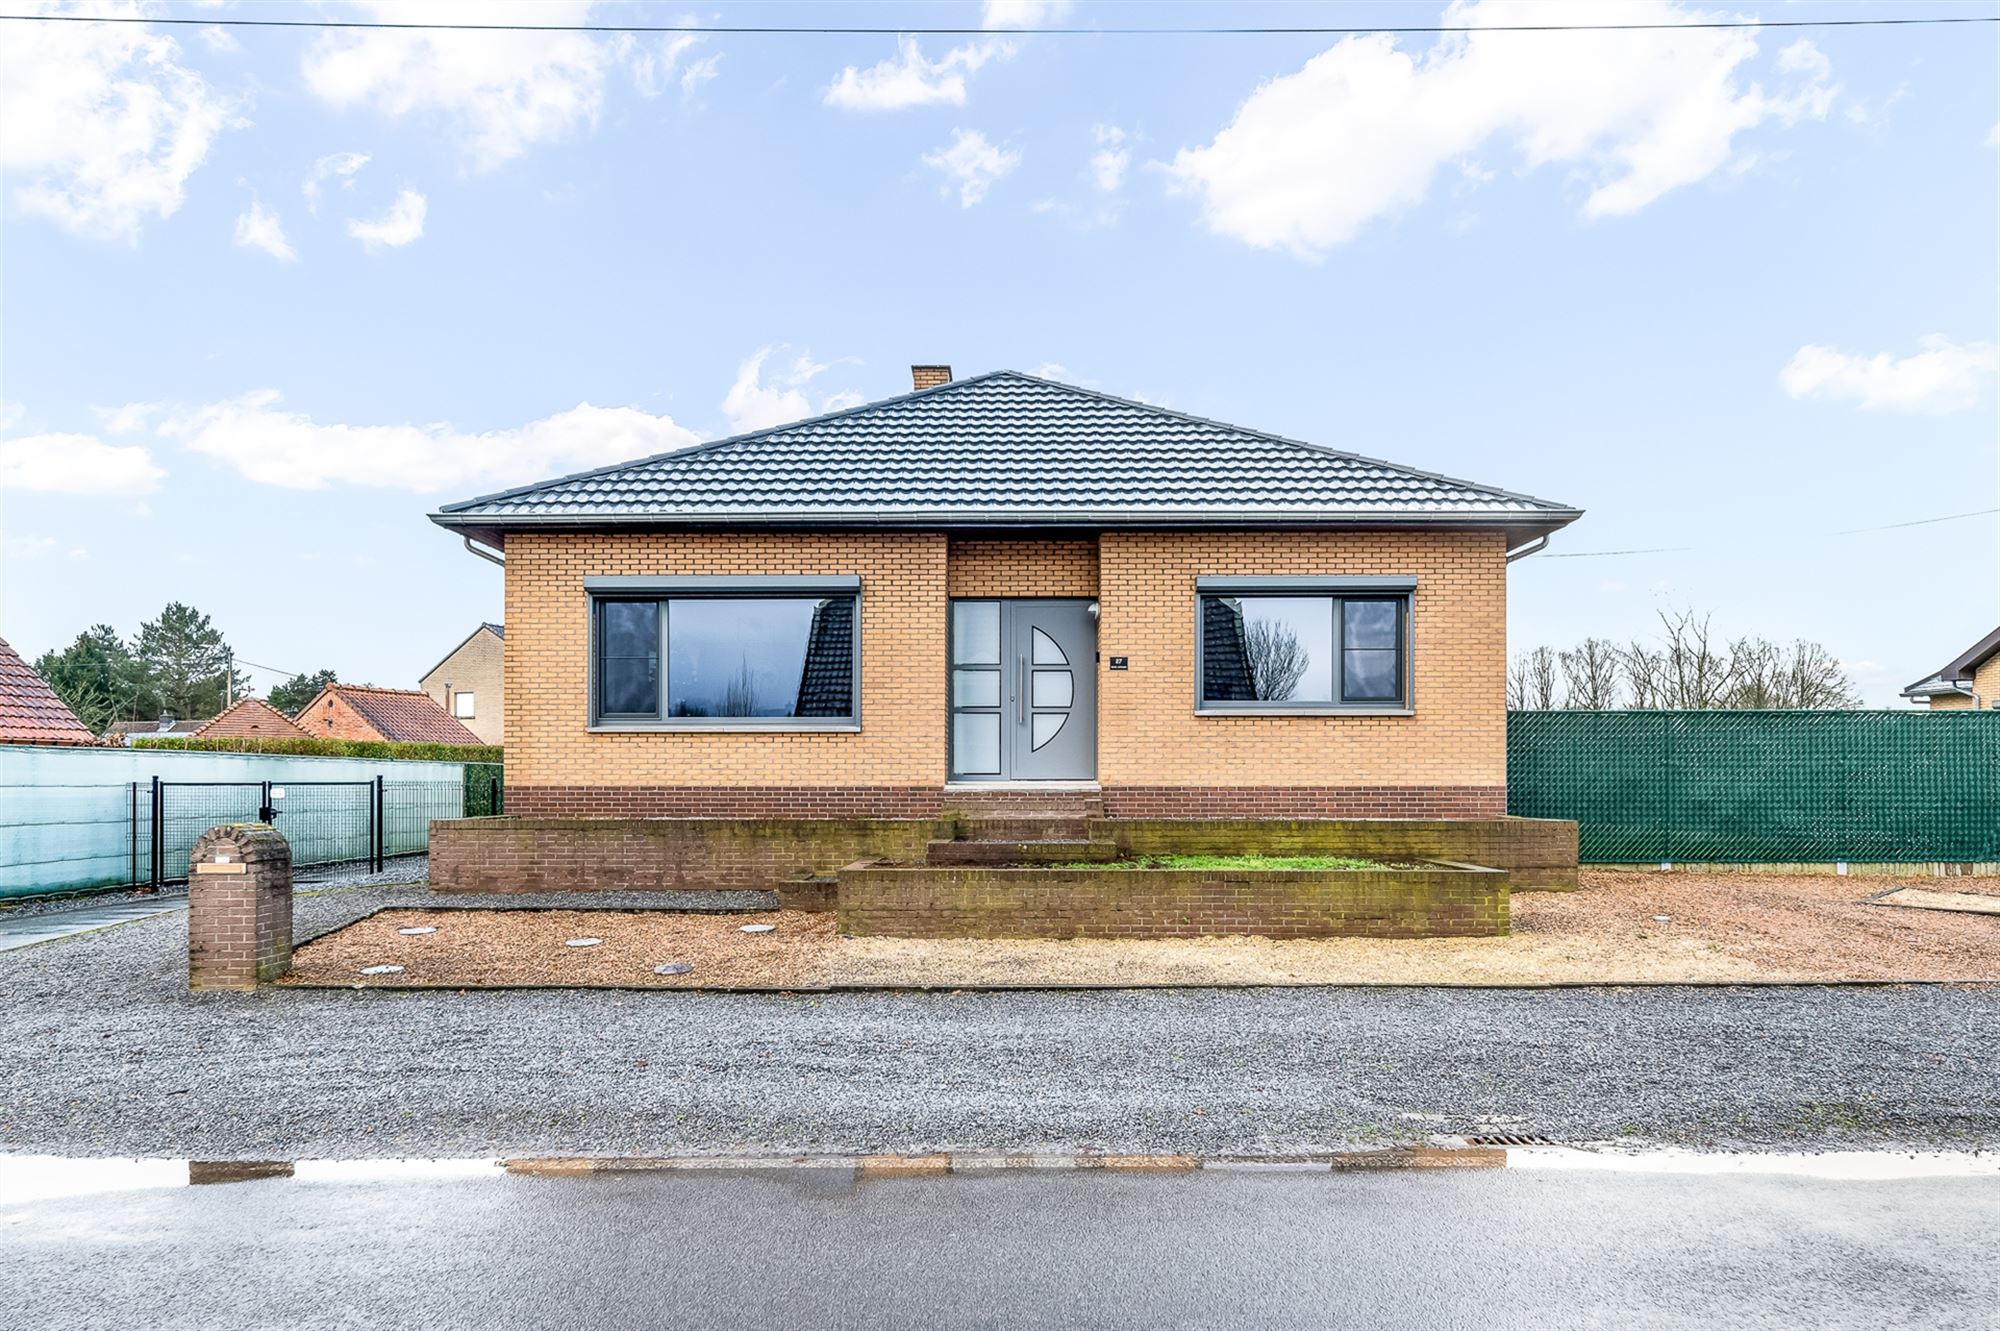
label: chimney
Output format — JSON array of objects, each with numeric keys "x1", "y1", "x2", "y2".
[{"x1": 911, "y1": 365, "x2": 952, "y2": 391}]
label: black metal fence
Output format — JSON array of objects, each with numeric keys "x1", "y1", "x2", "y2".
[{"x1": 123, "y1": 775, "x2": 491, "y2": 887}]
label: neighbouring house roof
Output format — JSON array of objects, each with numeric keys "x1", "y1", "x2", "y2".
[
  {"x1": 432, "y1": 371, "x2": 1583, "y2": 547},
  {"x1": 310, "y1": 684, "x2": 484, "y2": 745},
  {"x1": 102, "y1": 718, "x2": 207, "y2": 744},
  {"x1": 1902, "y1": 624, "x2": 2000, "y2": 699},
  {"x1": 191, "y1": 697, "x2": 311, "y2": 741},
  {"x1": 418, "y1": 622, "x2": 505, "y2": 685},
  {"x1": 0, "y1": 636, "x2": 97, "y2": 746}
]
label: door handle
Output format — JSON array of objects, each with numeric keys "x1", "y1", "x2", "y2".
[{"x1": 1018, "y1": 655, "x2": 1027, "y2": 724}]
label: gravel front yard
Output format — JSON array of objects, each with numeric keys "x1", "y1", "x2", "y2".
[
  {"x1": 0, "y1": 881, "x2": 1994, "y2": 1160},
  {"x1": 283, "y1": 871, "x2": 2000, "y2": 989}
]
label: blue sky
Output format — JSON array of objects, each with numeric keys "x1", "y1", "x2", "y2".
[{"x1": 1, "y1": 0, "x2": 1995, "y2": 708}]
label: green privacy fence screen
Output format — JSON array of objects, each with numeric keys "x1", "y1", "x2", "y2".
[{"x1": 1507, "y1": 710, "x2": 2000, "y2": 863}]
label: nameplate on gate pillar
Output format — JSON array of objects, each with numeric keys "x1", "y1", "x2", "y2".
[{"x1": 194, "y1": 862, "x2": 249, "y2": 875}]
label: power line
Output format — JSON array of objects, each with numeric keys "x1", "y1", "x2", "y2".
[
  {"x1": 3, "y1": 11, "x2": 1995, "y2": 36},
  {"x1": 1832, "y1": 506, "x2": 2000, "y2": 535},
  {"x1": 1540, "y1": 506, "x2": 1999, "y2": 559}
]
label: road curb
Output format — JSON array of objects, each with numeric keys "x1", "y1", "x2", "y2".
[{"x1": 501, "y1": 1146, "x2": 1507, "y2": 1177}]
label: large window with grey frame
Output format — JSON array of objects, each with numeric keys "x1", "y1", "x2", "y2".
[
  {"x1": 590, "y1": 582, "x2": 859, "y2": 726},
  {"x1": 1196, "y1": 579, "x2": 1411, "y2": 710}
]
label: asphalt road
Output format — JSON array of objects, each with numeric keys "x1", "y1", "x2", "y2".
[{"x1": 2, "y1": 1164, "x2": 1993, "y2": 1330}]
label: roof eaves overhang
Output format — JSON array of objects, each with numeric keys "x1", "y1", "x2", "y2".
[
  {"x1": 431, "y1": 507, "x2": 1585, "y2": 547},
  {"x1": 1939, "y1": 625, "x2": 2000, "y2": 680}
]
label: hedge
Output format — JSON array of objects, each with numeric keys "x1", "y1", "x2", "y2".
[{"x1": 133, "y1": 736, "x2": 503, "y2": 764}]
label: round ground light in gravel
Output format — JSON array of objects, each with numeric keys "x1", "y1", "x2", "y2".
[
  {"x1": 565, "y1": 938, "x2": 603, "y2": 948},
  {"x1": 358, "y1": 964, "x2": 404, "y2": 975},
  {"x1": 398, "y1": 927, "x2": 436, "y2": 936},
  {"x1": 654, "y1": 963, "x2": 694, "y2": 976},
  {"x1": 739, "y1": 924, "x2": 775, "y2": 934}
]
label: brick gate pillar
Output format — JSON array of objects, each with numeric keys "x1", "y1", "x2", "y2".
[{"x1": 188, "y1": 824, "x2": 293, "y2": 991}]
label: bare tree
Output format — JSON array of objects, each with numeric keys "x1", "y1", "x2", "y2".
[
  {"x1": 1725, "y1": 636, "x2": 1861, "y2": 709},
  {"x1": 1653, "y1": 607, "x2": 1737, "y2": 709},
  {"x1": 1243, "y1": 620, "x2": 1310, "y2": 701},
  {"x1": 1621, "y1": 640, "x2": 1666, "y2": 708},
  {"x1": 1559, "y1": 637, "x2": 1622, "y2": 709},
  {"x1": 1507, "y1": 646, "x2": 1559, "y2": 710}
]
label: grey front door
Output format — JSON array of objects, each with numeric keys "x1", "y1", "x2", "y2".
[{"x1": 949, "y1": 599, "x2": 1097, "y2": 781}]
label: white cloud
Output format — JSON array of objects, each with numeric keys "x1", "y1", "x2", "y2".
[
  {"x1": 0, "y1": 431, "x2": 166, "y2": 496},
  {"x1": 680, "y1": 52, "x2": 723, "y2": 100},
  {"x1": 347, "y1": 189, "x2": 427, "y2": 248},
  {"x1": 824, "y1": 36, "x2": 1010, "y2": 112},
  {"x1": 302, "y1": 1, "x2": 618, "y2": 169},
  {"x1": 0, "y1": 2, "x2": 239, "y2": 241},
  {"x1": 924, "y1": 129, "x2": 1021, "y2": 207},
  {"x1": 981, "y1": 0, "x2": 1073, "y2": 27},
  {"x1": 96, "y1": 401, "x2": 160, "y2": 435},
  {"x1": 1166, "y1": 0, "x2": 1838, "y2": 260},
  {"x1": 1090, "y1": 124, "x2": 1132, "y2": 192},
  {"x1": 1780, "y1": 336, "x2": 2000, "y2": 414},
  {"x1": 721, "y1": 347, "x2": 860, "y2": 433},
  {"x1": 303, "y1": 151, "x2": 371, "y2": 208},
  {"x1": 233, "y1": 199, "x2": 297, "y2": 261},
  {"x1": 1030, "y1": 362, "x2": 1070, "y2": 380},
  {"x1": 157, "y1": 391, "x2": 702, "y2": 492},
  {"x1": 199, "y1": 24, "x2": 241, "y2": 55}
]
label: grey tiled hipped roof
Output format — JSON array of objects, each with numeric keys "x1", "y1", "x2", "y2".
[{"x1": 433, "y1": 371, "x2": 1581, "y2": 540}]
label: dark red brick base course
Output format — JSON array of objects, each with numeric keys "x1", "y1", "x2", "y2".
[
  {"x1": 506, "y1": 786, "x2": 946, "y2": 818},
  {"x1": 1101, "y1": 786, "x2": 1509, "y2": 819},
  {"x1": 502, "y1": 785, "x2": 1508, "y2": 820}
]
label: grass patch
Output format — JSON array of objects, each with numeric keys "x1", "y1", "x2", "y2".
[{"x1": 1054, "y1": 853, "x2": 1391, "y2": 871}]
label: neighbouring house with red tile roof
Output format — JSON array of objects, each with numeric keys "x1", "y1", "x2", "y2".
[
  {"x1": 0, "y1": 636, "x2": 97, "y2": 746},
  {"x1": 190, "y1": 697, "x2": 312, "y2": 741},
  {"x1": 101, "y1": 717, "x2": 209, "y2": 745},
  {"x1": 295, "y1": 683, "x2": 484, "y2": 745}
]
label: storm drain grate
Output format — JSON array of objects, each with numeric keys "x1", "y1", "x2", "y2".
[{"x1": 1464, "y1": 1134, "x2": 1555, "y2": 1147}]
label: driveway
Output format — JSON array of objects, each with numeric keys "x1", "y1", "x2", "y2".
[
  {"x1": 4, "y1": 1164, "x2": 1994, "y2": 1330},
  {"x1": 0, "y1": 884, "x2": 1994, "y2": 1160}
]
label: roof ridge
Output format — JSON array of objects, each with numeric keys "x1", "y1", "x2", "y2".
[{"x1": 331, "y1": 683, "x2": 432, "y2": 696}]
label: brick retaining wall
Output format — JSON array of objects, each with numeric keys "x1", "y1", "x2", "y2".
[
  {"x1": 1106, "y1": 817, "x2": 1577, "y2": 889},
  {"x1": 429, "y1": 814, "x2": 1578, "y2": 897},
  {"x1": 838, "y1": 863, "x2": 1510, "y2": 939},
  {"x1": 429, "y1": 816, "x2": 951, "y2": 894}
]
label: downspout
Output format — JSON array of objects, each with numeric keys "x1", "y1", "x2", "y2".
[
  {"x1": 462, "y1": 536, "x2": 504, "y2": 567},
  {"x1": 1506, "y1": 535, "x2": 1549, "y2": 563}
]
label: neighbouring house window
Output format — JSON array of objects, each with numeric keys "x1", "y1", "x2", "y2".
[
  {"x1": 452, "y1": 692, "x2": 476, "y2": 719},
  {"x1": 1195, "y1": 578, "x2": 1412, "y2": 711},
  {"x1": 587, "y1": 578, "x2": 860, "y2": 728}
]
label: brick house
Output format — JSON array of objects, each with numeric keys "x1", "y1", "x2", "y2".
[
  {"x1": 418, "y1": 623, "x2": 504, "y2": 745},
  {"x1": 191, "y1": 697, "x2": 312, "y2": 741},
  {"x1": 295, "y1": 683, "x2": 483, "y2": 745},
  {"x1": 0, "y1": 636, "x2": 97, "y2": 746},
  {"x1": 431, "y1": 368, "x2": 1581, "y2": 837},
  {"x1": 1903, "y1": 625, "x2": 2000, "y2": 709}
]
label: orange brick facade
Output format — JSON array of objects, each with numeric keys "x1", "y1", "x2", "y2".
[{"x1": 503, "y1": 529, "x2": 1509, "y2": 817}]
